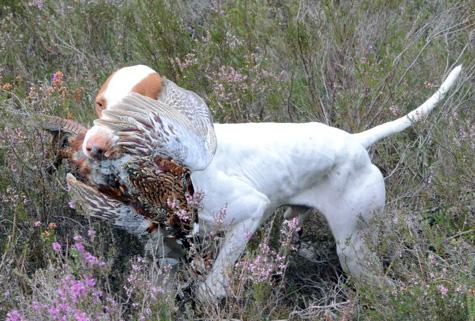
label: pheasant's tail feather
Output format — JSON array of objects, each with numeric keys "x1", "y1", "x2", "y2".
[
  {"x1": 66, "y1": 173, "x2": 152, "y2": 237},
  {"x1": 36, "y1": 114, "x2": 87, "y2": 136}
]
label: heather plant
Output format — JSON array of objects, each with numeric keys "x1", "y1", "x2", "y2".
[
  {"x1": 4, "y1": 231, "x2": 121, "y2": 321},
  {"x1": 0, "y1": 0, "x2": 474, "y2": 320},
  {"x1": 234, "y1": 218, "x2": 300, "y2": 307}
]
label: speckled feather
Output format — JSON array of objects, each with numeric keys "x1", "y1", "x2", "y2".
[
  {"x1": 39, "y1": 115, "x2": 198, "y2": 244},
  {"x1": 95, "y1": 78, "x2": 217, "y2": 171}
]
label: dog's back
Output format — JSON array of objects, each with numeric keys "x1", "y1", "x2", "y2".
[{"x1": 192, "y1": 122, "x2": 369, "y2": 210}]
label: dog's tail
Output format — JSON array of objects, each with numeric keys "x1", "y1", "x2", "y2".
[{"x1": 353, "y1": 65, "x2": 462, "y2": 148}]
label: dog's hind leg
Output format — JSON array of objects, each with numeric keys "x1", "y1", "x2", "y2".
[
  {"x1": 293, "y1": 163, "x2": 387, "y2": 285},
  {"x1": 322, "y1": 164, "x2": 387, "y2": 285}
]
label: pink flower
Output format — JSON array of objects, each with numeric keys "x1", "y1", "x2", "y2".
[
  {"x1": 33, "y1": 221, "x2": 42, "y2": 227},
  {"x1": 283, "y1": 217, "x2": 300, "y2": 233},
  {"x1": 437, "y1": 284, "x2": 448, "y2": 296},
  {"x1": 31, "y1": 301, "x2": 44, "y2": 312},
  {"x1": 74, "y1": 310, "x2": 90, "y2": 321},
  {"x1": 87, "y1": 229, "x2": 96, "y2": 240},
  {"x1": 6, "y1": 310, "x2": 24, "y2": 321},
  {"x1": 83, "y1": 252, "x2": 99, "y2": 266},
  {"x1": 84, "y1": 276, "x2": 96, "y2": 288},
  {"x1": 29, "y1": 0, "x2": 44, "y2": 9},
  {"x1": 176, "y1": 209, "x2": 190, "y2": 222},
  {"x1": 73, "y1": 235, "x2": 106, "y2": 268},
  {"x1": 214, "y1": 207, "x2": 227, "y2": 225},
  {"x1": 74, "y1": 242, "x2": 85, "y2": 253},
  {"x1": 52, "y1": 242, "x2": 61, "y2": 253},
  {"x1": 237, "y1": 243, "x2": 286, "y2": 283},
  {"x1": 185, "y1": 191, "x2": 203, "y2": 209},
  {"x1": 167, "y1": 198, "x2": 178, "y2": 209},
  {"x1": 68, "y1": 201, "x2": 76, "y2": 209}
]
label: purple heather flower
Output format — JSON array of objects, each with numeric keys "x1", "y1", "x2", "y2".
[
  {"x1": 87, "y1": 229, "x2": 96, "y2": 239},
  {"x1": 236, "y1": 243, "x2": 287, "y2": 283},
  {"x1": 73, "y1": 235, "x2": 83, "y2": 243},
  {"x1": 166, "y1": 198, "x2": 178, "y2": 209},
  {"x1": 84, "y1": 252, "x2": 100, "y2": 266},
  {"x1": 437, "y1": 284, "x2": 448, "y2": 296},
  {"x1": 30, "y1": 0, "x2": 44, "y2": 9},
  {"x1": 284, "y1": 217, "x2": 300, "y2": 233},
  {"x1": 176, "y1": 209, "x2": 190, "y2": 222},
  {"x1": 52, "y1": 241, "x2": 61, "y2": 253},
  {"x1": 84, "y1": 275, "x2": 96, "y2": 287},
  {"x1": 48, "y1": 306, "x2": 60, "y2": 318},
  {"x1": 214, "y1": 207, "x2": 227, "y2": 225},
  {"x1": 74, "y1": 310, "x2": 90, "y2": 321},
  {"x1": 74, "y1": 242, "x2": 85, "y2": 254},
  {"x1": 6, "y1": 310, "x2": 25, "y2": 321},
  {"x1": 31, "y1": 301, "x2": 44, "y2": 312}
]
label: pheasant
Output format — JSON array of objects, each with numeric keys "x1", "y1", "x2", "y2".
[
  {"x1": 40, "y1": 114, "x2": 198, "y2": 249},
  {"x1": 39, "y1": 77, "x2": 216, "y2": 253}
]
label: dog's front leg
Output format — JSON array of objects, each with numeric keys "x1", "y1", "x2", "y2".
[{"x1": 198, "y1": 193, "x2": 271, "y2": 300}]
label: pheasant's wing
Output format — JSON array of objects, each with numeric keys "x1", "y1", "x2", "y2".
[
  {"x1": 95, "y1": 80, "x2": 216, "y2": 171},
  {"x1": 67, "y1": 173, "x2": 153, "y2": 237},
  {"x1": 124, "y1": 157, "x2": 188, "y2": 208},
  {"x1": 124, "y1": 157, "x2": 197, "y2": 239},
  {"x1": 157, "y1": 78, "x2": 216, "y2": 157}
]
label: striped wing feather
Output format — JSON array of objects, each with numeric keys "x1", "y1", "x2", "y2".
[
  {"x1": 96, "y1": 80, "x2": 216, "y2": 170},
  {"x1": 67, "y1": 173, "x2": 152, "y2": 237}
]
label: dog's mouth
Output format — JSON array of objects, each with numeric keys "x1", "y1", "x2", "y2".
[{"x1": 96, "y1": 145, "x2": 123, "y2": 161}]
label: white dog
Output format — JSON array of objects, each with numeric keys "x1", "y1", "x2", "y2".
[{"x1": 81, "y1": 64, "x2": 461, "y2": 298}]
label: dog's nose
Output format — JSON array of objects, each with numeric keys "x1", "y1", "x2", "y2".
[
  {"x1": 82, "y1": 125, "x2": 117, "y2": 159},
  {"x1": 86, "y1": 144, "x2": 105, "y2": 159},
  {"x1": 85, "y1": 141, "x2": 107, "y2": 159},
  {"x1": 83, "y1": 126, "x2": 114, "y2": 159}
]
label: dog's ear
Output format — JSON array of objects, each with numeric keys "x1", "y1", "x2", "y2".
[
  {"x1": 131, "y1": 72, "x2": 162, "y2": 101},
  {"x1": 95, "y1": 72, "x2": 115, "y2": 117}
]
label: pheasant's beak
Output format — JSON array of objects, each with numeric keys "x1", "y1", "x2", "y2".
[{"x1": 82, "y1": 125, "x2": 117, "y2": 160}]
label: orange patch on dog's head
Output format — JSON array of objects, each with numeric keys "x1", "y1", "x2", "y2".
[
  {"x1": 95, "y1": 69, "x2": 162, "y2": 117},
  {"x1": 131, "y1": 72, "x2": 162, "y2": 100}
]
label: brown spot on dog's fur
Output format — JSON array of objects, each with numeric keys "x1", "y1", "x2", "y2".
[
  {"x1": 131, "y1": 72, "x2": 162, "y2": 101},
  {"x1": 95, "y1": 71, "x2": 162, "y2": 117}
]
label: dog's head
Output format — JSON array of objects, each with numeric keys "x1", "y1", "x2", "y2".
[
  {"x1": 82, "y1": 65, "x2": 217, "y2": 171},
  {"x1": 84, "y1": 65, "x2": 163, "y2": 159}
]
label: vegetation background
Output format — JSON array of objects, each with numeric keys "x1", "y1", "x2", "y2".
[{"x1": 0, "y1": 0, "x2": 473, "y2": 320}]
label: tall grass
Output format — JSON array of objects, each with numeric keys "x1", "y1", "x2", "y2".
[{"x1": 0, "y1": 0, "x2": 474, "y2": 320}]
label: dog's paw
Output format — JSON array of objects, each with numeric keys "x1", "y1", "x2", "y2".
[{"x1": 196, "y1": 275, "x2": 228, "y2": 302}]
